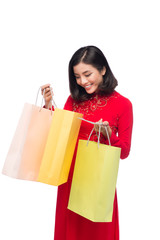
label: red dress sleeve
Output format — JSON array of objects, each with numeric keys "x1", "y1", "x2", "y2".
[
  {"x1": 63, "y1": 96, "x2": 73, "y2": 111},
  {"x1": 43, "y1": 105, "x2": 54, "y2": 110},
  {"x1": 108, "y1": 98, "x2": 133, "y2": 159},
  {"x1": 43, "y1": 95, "x2": 73, "y2": 111}
]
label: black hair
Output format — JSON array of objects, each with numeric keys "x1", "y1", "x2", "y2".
[{"x1": 68, "y1": 45, "x2": 118, "y2": 102}]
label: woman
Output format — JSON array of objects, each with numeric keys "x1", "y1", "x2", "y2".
[{"x1": 41, "y1": 45, "x2": 133, "y2": 240}]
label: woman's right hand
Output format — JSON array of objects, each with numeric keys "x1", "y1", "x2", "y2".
[{"x1": 41, "y1": 83, "x2": 54, "y2": 109}]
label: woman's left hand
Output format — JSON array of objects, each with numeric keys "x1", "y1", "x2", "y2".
[{"x1": 94, "y1": 119, "x2": 112, "y2": 139}]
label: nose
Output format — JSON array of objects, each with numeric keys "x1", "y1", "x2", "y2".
[{"x1": 80, "y1": 77, "x2": 88, "y2": 85}]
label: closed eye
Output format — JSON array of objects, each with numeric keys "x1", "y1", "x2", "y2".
[
  {"x1": 85, "y1": 73, "x2": 92, "y2": 77},
  {"x1": 74, "y1": 73, "x2": 92, "y2": 79}
]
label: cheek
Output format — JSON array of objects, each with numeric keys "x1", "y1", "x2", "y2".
[
  {"x1": 88, "y1": 75, "x2": 95, "y2": 83},
  {"x1": 76, "y1": 79, "x2": 80, "y2": 85},
  {"x1": 97, "y1": 75, "x2": 103, "y2": 84},
  {"x1": 89, "y1": 74, "x2": 101, "y2": 84},
  {"x1": 90, "y1": 77, "x2": 100, "y2": 85}
]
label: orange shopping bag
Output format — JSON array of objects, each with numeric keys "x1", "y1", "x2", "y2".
[{"x1": 2, "y1": 88, "x2": 54, "y2": 181}]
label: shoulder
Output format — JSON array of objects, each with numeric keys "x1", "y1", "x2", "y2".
[
  {"x1": 112, "y1": 91, "x2": 133, "y2": 113},
  {"x1": 63, "y1": 95, "x2": 75, "y2": 110},
  {"x1": 114, "y1": 91, "x2": 132, "y2": 105},
  {"x1": 65, "y1": 95, "x2": 74, "y2": 104}
]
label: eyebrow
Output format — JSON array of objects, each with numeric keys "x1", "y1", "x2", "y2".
[{"x1": 74, "y1": 70, "x2": 91, "y2": 75}]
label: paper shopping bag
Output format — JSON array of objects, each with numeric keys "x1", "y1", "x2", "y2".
[
  {"x1": 68, "y1": 139, "x2": 121, "y2": 222},
  {"x1": 37, "y1": 108, "x2": 83, "y2": 186},
  {"x1": 2, "y1": 103, "x2": 53, "y2": 181}
]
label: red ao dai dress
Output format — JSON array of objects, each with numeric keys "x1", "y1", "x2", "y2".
[{"x1": 54, "y1": 91, "x2": 133, "y2": 240}]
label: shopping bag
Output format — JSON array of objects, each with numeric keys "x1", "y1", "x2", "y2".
[
  {"x1": 37, "y1": 108, "x2": 83, "y2": 186},
  {"x1": 68, "y1": 120, "x2": 121, "y2": 222},
  {"x1": 2, "y1": 88, "x2": 54, "y2": 181}
]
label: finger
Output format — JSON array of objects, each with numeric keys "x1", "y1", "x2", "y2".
[
  {"x1": 45, "y1": 87, "x2": 54, "y2": 96},
  {"x1": 94, "y1": 119, "x2": 102, "y2": 131},
  {"x1": 95, "y1": 119, "x2": 103, "y2": 124},
  {"x1": 94, "y1": 124, "x2": 99, "y2": 132},
  {"x1": 42, "y1": 88, "x2": 53, "y2": 98},
  {"x1": 41, "y1": 84, "x2": 51, "y2": 94},
  {"x1": 101, "y1": 121, "x2": 108, "y2": 126},
  {"x1": 41, "y1": 83, "x2": 50, "y2": 90},
  {"x1": 45, "y1": 92, "x2": 53, "y2": 99},
  {"x1": 45, "y1": 96, "x2": 52, "y2": 102},
  {"x1": 43, "y1": 87, "x2": 50, "y2": 94},
  {"x1": 44, "y1": 87, "x2": 51, "y2": 94}
]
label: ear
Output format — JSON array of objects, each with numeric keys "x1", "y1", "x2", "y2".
[{"x1": 101, "y1": 66, "x2": 106, "y2": 76}]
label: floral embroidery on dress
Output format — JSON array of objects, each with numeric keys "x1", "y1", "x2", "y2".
[
  {"x1": 110, "y1": 114, "x2": 119, "y2": 135},
  {"x1": 72, "y1": 91, "x2": 120, "y2": 142},
  {"x1": 73, "y1": 91, "x2": 118, "y2": 116}
]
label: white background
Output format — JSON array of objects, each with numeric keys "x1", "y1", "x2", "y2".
[{"x1": 0, "y1": 0, "x2": 160, "y2": 239}]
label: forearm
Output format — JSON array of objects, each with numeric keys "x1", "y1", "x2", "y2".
[{"x1": 105, "y1": 131, "x2": 132, "y2": 159}]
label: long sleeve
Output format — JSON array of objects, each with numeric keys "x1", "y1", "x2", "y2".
[
  {"x1": 63, "y1": 96, "x2": 73, "y2": 111},
  {"x1": 43, "y1": 96, "x2": 73, "y2": 111},
  {"x1": 108, "y1": 98, "x2": 133, "y2": 159},
  {"x1": 47, "y1": 93, "x2": 133, "y2": 160}
]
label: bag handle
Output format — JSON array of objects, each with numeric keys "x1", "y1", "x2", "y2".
[
  {"x1": 35, "y1": 86, "x2": 57, "y2": 111},
  {"x1": 78, "y1": 118, "x2": 111, "y2": 148}
]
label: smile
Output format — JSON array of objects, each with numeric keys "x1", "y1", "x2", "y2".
[{"x1": 84, "y1": 84, "x2": 93, "y2": 89}]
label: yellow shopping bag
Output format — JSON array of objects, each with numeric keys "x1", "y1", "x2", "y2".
[
  {"x1": 68, "y1": 120, "x2": 121, "y2": 222},
  {"x1": 37, "y1": 108, "x2": 83, "y2": 186}
]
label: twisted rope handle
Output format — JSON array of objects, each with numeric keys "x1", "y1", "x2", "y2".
[
  {"x1": 50, "y1": 88, "x2": 57, "y2": 109},
  {"x1": 78, "y1": 117, "x2": 111, "y2": 147},
  {"x1": 35, "y1": 87, "x2": 44, "y2": 108}
]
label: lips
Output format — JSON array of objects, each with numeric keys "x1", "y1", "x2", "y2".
[{"x1": 84, "y1": 84, "x2": 93, "y2": 89}]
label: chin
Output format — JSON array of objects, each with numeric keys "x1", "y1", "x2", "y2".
[
  {"x1": 85, "y1": 88, "x2": 97, "y2": 94},
  {"x1": 86, "y1": 90, "x2": 94, "y2": 94}
]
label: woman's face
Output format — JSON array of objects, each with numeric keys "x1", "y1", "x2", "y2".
[{"x1": 73, "y1": 62, "x2": 106, "y2": 94}]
